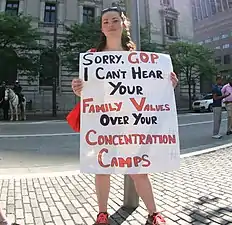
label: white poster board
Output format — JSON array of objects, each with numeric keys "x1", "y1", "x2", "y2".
[{"x1": 79, "y1": 51, "x2": 180, "y2": 174}]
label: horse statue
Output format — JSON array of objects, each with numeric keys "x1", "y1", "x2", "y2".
[{"x1": 4, "y1": 88, "x2": 26, "y2": 121}]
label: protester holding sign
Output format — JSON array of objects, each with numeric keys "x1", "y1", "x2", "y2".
[{"x1": 70, "y1": 7, "x2": 178, "y2": 225}]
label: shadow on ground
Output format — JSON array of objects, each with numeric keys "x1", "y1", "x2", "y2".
[
  {"x1": 106, "y1": 196, "x2": 232, "y2": 224},
  {"x1": 109, "y1": 207, "x2": 136, "y2": 225},
  {"x1": 184, "y1": 196, "x2": 232, "y2": 224}
]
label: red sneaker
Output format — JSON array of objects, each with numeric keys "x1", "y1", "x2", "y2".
[
  {"x1": 146, "y1": 212, "x2": 166, "y2": 225},
  {"x1": 93, "y1": 212, "x2": 109, "y2": 225}
]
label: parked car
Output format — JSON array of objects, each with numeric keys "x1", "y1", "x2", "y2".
[{"x1": 192, "y1": 93, "x2": 226, "y2": 112}]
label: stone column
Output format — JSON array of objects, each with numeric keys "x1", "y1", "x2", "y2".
[
  {"x1": 171, "y1": 0, "x2": 174, "y2": 8},
  {"x1": 18, "y1": 0, "x2": 24, "y2": 14},
  {"x1": 78, "y1": 5, "x2": 83, "y2": 23},
  {"x1": 175, "y1": 18, "x2": 179, "y2": 38},
  {"x1": 95, "y1": 6, "x2": 100, "y2": 17},
  {"x1": 0, "y1": 0, "x2": 6, "y2": 12},
  {"x1": 58, "y1": 2, "x2": 64, "y2": 23},
  {"x1": 40, "y1": 1, "x2": 45, "y2": 22}
]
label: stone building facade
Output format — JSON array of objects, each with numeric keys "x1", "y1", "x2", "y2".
[
  {"x1": 0, "y1": 0, "x2": 194, "y2": 112},
  {"x1": 191, "y1": 0, "x2": 232, "y2": 93}
]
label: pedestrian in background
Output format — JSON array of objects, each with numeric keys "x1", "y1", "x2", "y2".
[
  {"x1": 212, "y1": 76, "x2": 230, "y2": 139},
  {"x1": 221, "y1": 77, "x2": 232, "y2": 135},
  {"x1": 0, "y1": 81, "x2": 9, "y2": 120}
]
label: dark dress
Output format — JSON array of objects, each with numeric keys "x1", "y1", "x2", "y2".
[{"x1": 0, "y1": 86, "x2": 9, "y2": 120}]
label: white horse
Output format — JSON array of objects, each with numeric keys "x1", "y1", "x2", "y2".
[{"x1": 4, "y1": 88, "x2": 26, "y2": 121}]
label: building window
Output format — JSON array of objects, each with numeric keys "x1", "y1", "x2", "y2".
[
  {"x1": 223, "y1": 44, "x2": 230, "y2": 49},
  {"x1": 165, "y1": 18, "x2": 176, "y2": 37},
  {"x1": 228, "y1": 0, "x2": 232, "y2": 8},
  {"x1": 215, "y1": 56, "x2": 221, "y2": 64},
  {"x1": 224, "y1": 55, "x2": 231, "y2": 64},
  {"x1": 5, "y1": 0, "x2": 19, "y2": 16},
  {"x1": 44, "y1": 2, "x2": 56, "y2": 23},
  {"x1": 83, "y1": 6, "x2": 95, "y2": 23}
]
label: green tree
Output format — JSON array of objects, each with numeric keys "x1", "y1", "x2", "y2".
[
  {"x1": 0, "y1": 13, "x2": 42, "y2": 83},
  {"x1": 60, "y1": 19, "x2": 101, "y2": 73},
  {"x1": 60, "y1": 20, "x2": 161, "y2": 74},
  {"x1": 168, "y1": 42, "x2": 217, "y2": 109},
  {"x1": 140, "y1": 25, "x2": 157, "y2": 52}
]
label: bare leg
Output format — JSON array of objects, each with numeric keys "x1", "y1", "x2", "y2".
[
  {"x1": 19, "y1": 105, "x2": 21, "y2": 121},
  {"x1": 130, "y1": 174, "x2": 156, "y2": 215},
  {"x1": 15, "y1": 105, "x2": 18, "y2": 121},
  {"x1": 23, "y1": 103, "x2": 26, "y2": 120},
  {"x1": 9, "y1": 103, "x2": 13, "y2": 121},
  {"x1": 95, "y1": 174, "x2": 111, "y2": 212}
]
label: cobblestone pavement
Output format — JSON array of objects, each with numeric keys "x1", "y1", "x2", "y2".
[{"x1": 0, "y1": 148, "x2": 232, "y2": 225}]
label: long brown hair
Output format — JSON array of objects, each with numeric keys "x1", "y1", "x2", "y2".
[{"x1": 96, "y1": 7, "x2": 136, "y2": 52}]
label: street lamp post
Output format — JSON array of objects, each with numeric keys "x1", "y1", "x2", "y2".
[
  {"x1": 123, "y1": 0, "x2": 140, "y2": 209},
  {"x1": 52, "y1": 0, "x2": 58, "y2": 117}
]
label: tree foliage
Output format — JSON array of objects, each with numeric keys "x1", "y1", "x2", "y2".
[
  {"x1": 0, "y1": 13, "x2": 42, "y2": 83},
  {"x1": 140, "y1": 25, "x2": 157, "y2": 52},
  {"x1": 60, "y1": 20, "x2": 160, "y2": 74},
  {"x1": 168, "y1": 42, "x2": 217, "y2": 109},
  {"x1": 60, "y1": 19, "x2": 101, "y2": 73}
]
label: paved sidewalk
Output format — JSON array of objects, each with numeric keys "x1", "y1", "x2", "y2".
[{"x1": 0, "y1": 147, "x2": 232, "y2": 225}]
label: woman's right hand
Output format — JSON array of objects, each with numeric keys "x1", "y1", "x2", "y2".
[{"x1": 71, "y1": 78, "x2": 83, "y2": 97}]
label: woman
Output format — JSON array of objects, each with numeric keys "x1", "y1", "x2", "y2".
[{"x1": 71, "y1": 7, "x2": 178, "y2": 225}]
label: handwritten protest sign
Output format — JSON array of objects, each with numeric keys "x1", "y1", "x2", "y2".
[{"x1": 79, "y1": 51, "x2": 180, "y2": 174}]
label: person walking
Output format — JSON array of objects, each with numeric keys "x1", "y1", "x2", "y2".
[
  {"x1": 212, "y1": 76, "x2": 230, "y2": 139},
  {"x1": 70, "y1": 7, "x2": 178, "y2": 225},
  {"x1": 221, "y1": 78, "x2": 232, "y2": 135}
]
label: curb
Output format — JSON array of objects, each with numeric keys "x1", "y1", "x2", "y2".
[
  {"x1": 0, "y1": 170, "x2": 81, "y2": 180},
  {"x1": 180, "y1": 142, "x2": 232, "y2": 158},
  {"x1": 0, "y1": 109, "x2": 192, "y2": 123},
  {"x1": 1, "y1": 142, "x2": 231, "y2": 180}
]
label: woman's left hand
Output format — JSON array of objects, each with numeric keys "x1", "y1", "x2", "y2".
[{"x1": 171, "y1": 72, "x2": 178, "y2": 88}]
